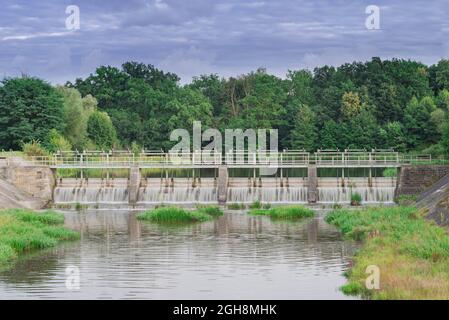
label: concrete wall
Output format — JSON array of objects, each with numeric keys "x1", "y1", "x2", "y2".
[
  {"x1": 3, "y1": 165, "x2": 55, "y2": 205},
  {"x1": 396, "y1": 165, "x2": 449, "y2": 196}
]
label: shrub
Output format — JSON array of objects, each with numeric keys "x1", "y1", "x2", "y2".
[
  {"x1": 382, "y1": 168, "x2": 397, "y2": 178},
  {"x1": 22, "y1": 140, "x2": 49, "y2": 157}
]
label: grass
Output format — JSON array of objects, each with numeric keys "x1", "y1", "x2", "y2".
[
  {"x1": 0, "y1": 209, "x2": 79, "y2": 269},
  {"x1": 395, "y1": 194, "x2": 417, "y2": 206},
  {"x1": 137, "y1": 206, "x2": 223, "y2": 223},
  {"x1": 195, "y1": 205, "x2": 224, "y2": 217},
  {"x1": 227, "y1": 203, "x2": 246, "y2": 210},
  {"x1": 326, "y1": 206, "x2": 449, "y2": 299},
  {"x1": 249, "y1": 205, "x2": 314, "y2": 220}
]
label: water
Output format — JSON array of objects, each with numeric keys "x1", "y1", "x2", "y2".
[{"x1": 0, "y1": 210, "x2": 358, "y2": 299}]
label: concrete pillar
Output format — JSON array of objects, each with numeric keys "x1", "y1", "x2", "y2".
[
  {"x1": 129, "y1": 166, "x2": 141, "y2": 205},
  {"x1": 307, "y1": 165, "x2": 318, "y2": 203},
  {"x1": 217, "y1": 166, "x2": 228, "y2": 204}
]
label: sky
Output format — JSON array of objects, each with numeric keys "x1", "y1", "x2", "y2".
[{"x1": 0, "y1": 0, "x2": 448, "y2": 84}]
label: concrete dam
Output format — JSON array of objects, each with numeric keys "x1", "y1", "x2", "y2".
[{"x1": 4, "y1": 149, "x2": 446, "y2": 208}]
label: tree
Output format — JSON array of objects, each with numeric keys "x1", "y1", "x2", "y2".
[
  {"x1": 45, "y1": 129, "x2": 72, "y2": 153},
  {"x1": 87, "y1": 111, "x2": 117, "y2": 150},
  {"x1": 289, "y1": 104, "x2": 317, "y2": 151},
  {"x1": 404, "y1": 96, "x2": 437, "y2": 148},
  {"x1": 0, "y1": 77, "x2": 64, "y2": 150},
  {"x1": 58, "y1": 87, "x2": 93, "y2": 150},
  {"x1": 341, "y1": 91, "x2": 361, "y2": 119}
]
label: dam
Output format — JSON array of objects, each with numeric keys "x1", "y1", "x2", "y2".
[{"x1": 37, "y1": 149, "x2": 401, "y2": 206}]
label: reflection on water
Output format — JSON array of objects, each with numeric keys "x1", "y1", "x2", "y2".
[{"x1": 0, "y1": 210, "x2": 358, "y2": 299}]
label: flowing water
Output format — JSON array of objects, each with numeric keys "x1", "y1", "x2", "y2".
[{"x1": 0, "y1": 210, "x2": 358, "y2": 299}]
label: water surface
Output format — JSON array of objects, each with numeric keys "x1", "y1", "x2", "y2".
[{"x1": 0, "y1": 210, "x2": 358, "y2": 299}]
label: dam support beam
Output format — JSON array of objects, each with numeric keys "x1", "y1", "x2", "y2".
[
  {"x1": 217, "y1": 166, "x2": 228, "y2": 204},
  {"x1": 129, "y1": 166, "x2": 141, "y2": 205},
  {"x1": 307, "y1": 165, "x2": 318, "y2": 203}
]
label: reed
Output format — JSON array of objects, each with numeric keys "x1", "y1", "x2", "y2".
[{"x1": 195, "y1": 205, "x2": 224, "y2": 217}]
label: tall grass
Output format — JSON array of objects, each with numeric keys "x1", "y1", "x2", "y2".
[
  {"x1": 0, "y1": 209, "x2": 79, "y2": 268},
  {"x1": 137, "y1": 207, "x2": 214, "y2": 223},
  {"x1": 326, "y1": 206, "x2": 449, "y2": 299},
  {"x1": 249, "y1": 205, "x2": 314, "y2": 220},
  {"x1": 227, "y1": 203, "x2": 246, "y2": 210}
]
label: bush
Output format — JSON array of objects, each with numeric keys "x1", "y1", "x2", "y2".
[
  {"x1": 45, "y1": 129, "x2": 72, "y2": 153},
  {"x1": 22, "y1": 140, "x2": 49, "y2": 157}
]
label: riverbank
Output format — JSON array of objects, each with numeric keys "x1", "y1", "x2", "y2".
[
  {"x1": 326, "y1": 206, "x2": 449, "y2": 299},
  {"x1": 0, "y1": 208, "x2": 79, "y2": 269}
]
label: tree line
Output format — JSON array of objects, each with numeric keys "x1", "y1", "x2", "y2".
[{"x1": 1, "y1": 57, "x2": 449, "y2": 155}]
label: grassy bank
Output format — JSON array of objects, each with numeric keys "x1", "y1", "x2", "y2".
[
  {"x1": 0, "y1": 209, "x2": 79, "y2": 269},
  {"x1": 326, "y1": 206, "x2": 449, "y2": 299},
  {"x1": 249, "y1": 205, "x2": 314, "y2": 220},
  {"x1": 137, "y1": 205, "x2": 223, "y2": 223}
]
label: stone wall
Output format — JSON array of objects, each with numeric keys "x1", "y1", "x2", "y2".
[{"x1": 396, "y1": 165, "x2": 449, "y2": 196}]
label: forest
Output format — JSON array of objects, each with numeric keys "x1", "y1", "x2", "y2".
[{"x1": 1, "y1": 57, "x2": 449, "y2": 155}]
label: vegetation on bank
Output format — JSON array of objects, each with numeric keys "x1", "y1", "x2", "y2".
[
  {"x1": 137, "y1": 205, "x2": 223, "y2": 223},
  {"x1": 326, "y1": 206, "x2": 449, "y2": 299},
  {"x1": 249, "y1": 205, "x2": 314, "y2": 220},
  {"x1": 0, "y1": 209, "x2": 79, "y2": 269}
]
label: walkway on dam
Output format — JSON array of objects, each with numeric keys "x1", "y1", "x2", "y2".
[{"x1": 26, "y1": 150, "x2": 406, "y2": 169}]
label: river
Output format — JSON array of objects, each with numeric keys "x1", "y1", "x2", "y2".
[{"x1": 0, "y1": 209, "x2": 358, "y2": 299}]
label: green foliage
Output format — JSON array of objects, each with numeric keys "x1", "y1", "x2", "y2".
[
  {"x1": 249, "y1": 205, "x2": 314, "y2": 220},
  {"x1": 45, "y1": 129, "x2": 72, "y2": 153},
  {"x1": 4, "y1": 57, "x2": 449, "y2": 153},
  {"x1": 137, "y1": 207, "x2": 212, "y2": 223},
  {"x1": 0, "y1": 77, "x2": 64, "y2": 149},
  {"x1": 0, "y1": 209, "x2": 79, "y2": 268},
  {"x1": 57, "y1": 87, "x2": 95, "y2": 150},
  {"x1": 382, "y1": 168, "x2": 397, "y2": 177},
  {"x1": 87, "y1": 111, "x2": 117, "y2": 150}
]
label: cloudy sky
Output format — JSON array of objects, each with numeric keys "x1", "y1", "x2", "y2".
[{"x1": 0, "y1": 0, "x2": 448, "y2": 84}]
